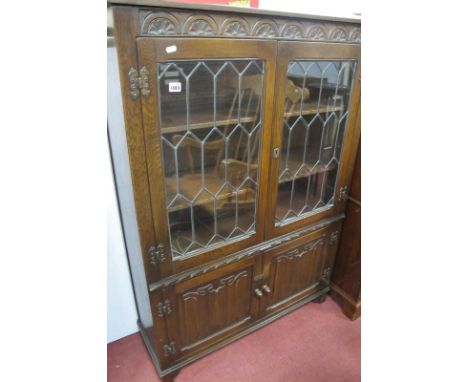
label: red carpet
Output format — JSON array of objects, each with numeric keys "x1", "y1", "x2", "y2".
[{"x1": 108, "y1": 297, "x2": 360, "y2": 382}]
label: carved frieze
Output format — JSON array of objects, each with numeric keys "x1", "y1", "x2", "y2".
[
  {"x1": 281, "y1": 23, "x2": 305, "y2": 39},
  {"x1": 149, "y1": 214, "x2": 345, "y2": 291},
  {"x1": 183, "y1": 270, "x2": 248, "y2": 301},
  {"x1": 221, "y1": 18, "x2": 249, "y2": 36},
  {"x1": 142, "y1": 12, "x2": 179, "y2": 35},
  {"x1": 330, "y1": 27, "x2": 348, "y2": 41},
  {"x1": 277, "y1": 238, "x2": 325, "y2": 262},
  {"x1": 253, "y1": 21, "x2": 279, "y2": 38},
  {"x1": 350, "y1": 28, "x2": 361, "y2": 42},
  {"x1": 308, "y1": 26, "x2": 327, "y2": 40},
  {"x1": 183, "y1": 15, "x2": 217, "y2": 35},
  {"x1": 148, "y1": 18, "x2": 176, "y2": 35},
  {"x1": 140, "y1": 10, "x2": 360, "y2": 44}
]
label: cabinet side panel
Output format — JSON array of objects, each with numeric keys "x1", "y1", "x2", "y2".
[
  {"x1": 108, "y1": 44, "x2": 153, "y2": 329},
  {"x1": 331, "y1": 140, "x2": 361, "y2": 308}
]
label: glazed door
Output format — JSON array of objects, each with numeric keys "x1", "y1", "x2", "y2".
[
  {"x1": 137, "y1": 38, "x2": 277, "y2": 276},
  {"x1": 266, "y1": 42, "x2": 361, "y2": 238}
]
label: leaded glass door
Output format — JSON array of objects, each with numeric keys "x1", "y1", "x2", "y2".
[
  {"x1": 137, "y1": 38, "x2": 277, "y2": 272},
  {"x1": 266, "y1": 42, "x2": 361, "y2": 238}
]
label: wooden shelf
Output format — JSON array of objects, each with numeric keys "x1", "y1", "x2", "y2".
[
  {"x1": 170, "y1": 212, "x2": 255, "y2": 255},
  {"x1": 284, "y1": 101, "x2": 343, "y2": 119},
  {"x1": 165, "y1": 173, "x2": 256, "y2": 213},
  {"x1": 160, "y1": 101, "x2": 343, "y2": 134},
  {"x1": 164, "y1": 153, "x2": 336, "y2": 212},
  {"x1": 278, "y1": 148, "x2": 337, "y2": 184},
  {"x1": 161, "y1": 110, "x2": 258, "y2": 134},
  {"x1": 275, "y1": 189, "x2": 329, "y2": 223}
]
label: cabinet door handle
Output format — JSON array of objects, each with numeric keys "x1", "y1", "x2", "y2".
[
  {"x1": 254, "y1": 288, "x2": 263, "y2": 297},
  {"x1": 262, "y1": 285, "x2": 271, "y2": 294}
]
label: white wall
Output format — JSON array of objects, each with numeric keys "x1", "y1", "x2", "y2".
[
  {"x1": 107, "y1": 146, "x2": 139, "y2": 343},
  {"x1": 259, "y1": 0, "x2": 361, "y2": 19},
  {"x1": 107, "y1": 41, "x2": 139, "y2": 343}
]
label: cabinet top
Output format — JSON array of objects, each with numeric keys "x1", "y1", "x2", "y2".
[
  {"x1": 109, "y1": 0, "x2": 361, "y2": 25},
  {"x1": 109, "y1": 1, "x2": 361, "y2": 44}
]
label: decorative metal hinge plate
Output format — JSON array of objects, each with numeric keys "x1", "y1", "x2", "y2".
[
  {"x1": 321, "y1": 267, "x2": 332, "y2": 284},
  {"x1": 338, "y1": 186, "x2": 348, "y2": 202},
  {"x1": 157, "y1": 299, "x2": 172, "y2": 317},
  {"x1": 128, "y1": 66, "x2": 150, "y2": 99},
  {"x1": 149, "y1": 243, "x2": 166, "y2": 265},
  {"x1": 163, "y1": 341, "x2": 177, "y2": 357},
  {"x1": 329, "y1": 230, "x2": 339, "y2": 246}
]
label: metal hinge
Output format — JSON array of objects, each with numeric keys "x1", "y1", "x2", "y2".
[
  {"x1": 321, "y1": 267, "x2": 332, "y2": 283},
  {"x1": 157, "y1": 299, "x2": 172, "y2": 317},
  {"x1": 149, "y1": 243, "x2": 166, "y2": 265},
  {"x1": 163, "y1": 341, "x2": 177, "y2": 357},
  {"x1": 128, "y1": 66, "x2": 150, "y2": 99},
  {"x1": 329, "y1": 230, "x2": 339, "y2": 246},
  {"x1": 338, "y1": 186, "x2": 348, "y2": 202}
]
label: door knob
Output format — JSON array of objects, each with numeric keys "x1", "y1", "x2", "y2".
[
  {"x1": 254, "y1": 288, "x2": 263, "y2": 297},
  {"x1": 262, "y1": 285, "x2": 271, "y2": 294}
]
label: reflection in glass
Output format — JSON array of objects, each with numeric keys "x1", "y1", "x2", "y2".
[
  {"x1": 275, "y1": 60, "x2": 356, "y2": 226},
  {"x1": 157, "y1": 60, "x2": 264, "y2": 258}
]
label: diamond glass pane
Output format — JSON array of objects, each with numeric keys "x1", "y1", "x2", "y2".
[
  {"x1": 275, "y1": 60, "x2": 356, "y2": 226},
  {"x1": 157, "y1": 60, "x2": 264, "y2": 258}
]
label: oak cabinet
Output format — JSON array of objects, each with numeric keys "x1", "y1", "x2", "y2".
[{"x1": 108, "y1": 2, "x2": 360, "y2": 381}]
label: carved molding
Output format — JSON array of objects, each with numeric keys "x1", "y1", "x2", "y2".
[
  {"x1": 183, "y1": 15, "x2": 217, "y2": 35},
  {"x1": 277, "y1": 237, "x2": 325, "y2": 262},
  {"x1": 349, "y1": 28, "x2": 361, "y2": 42},
  {"x1": 280, "y1": 23, "x2": 305, "y2": 39},
  {"x1": 143, "y1": 12, "x2": 179, "y2": 35},
  {"x1": 140, "y1": 10, "x2": 360, "y2": 44},
  {"x1": 252, "y1": 20, "x2": 279, "y2": 38},
  {"x1": 330, "y1": 27, "x2": 348, "y2": 41},
  {"x1": 149, "y1": 214, "x2": 345, "y2": 291},
  {"x1": 307, "y1": 25, "x2": 327, "y2": 40},
  {"x1": 183, "y1": 270, "x2": 248, "y2": 301},
  {"x1": 220, "y1": 17, "x2": 250, "y2": 36}
]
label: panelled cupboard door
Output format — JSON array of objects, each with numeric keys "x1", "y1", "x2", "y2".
[
  {"x1": 265, "y1": 41, "x2": 361, "y2": 239},
  {"x1": 259, "y1": 223, "x2": 341, "y2": 318},
  {"x1": 161, "y1": 256, "x2": 261, "y2": 362},
  {"x1": 136, "y1": 38, "x2": 277, "y2": 277}
]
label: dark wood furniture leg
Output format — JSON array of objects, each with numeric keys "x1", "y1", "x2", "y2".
[
  {"x1": 161, "y1": 370, "x2": 180, "y2": 382},
  {"x1": 313, "y1": 293, "x2": 327, "y2": 304}
]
